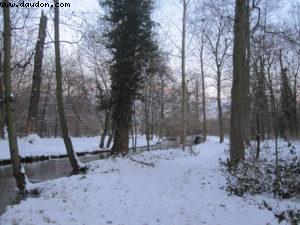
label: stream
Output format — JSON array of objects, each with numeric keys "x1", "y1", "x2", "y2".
[{"x1": 0, "y1": 141, "x2": 177, "y2": 217}]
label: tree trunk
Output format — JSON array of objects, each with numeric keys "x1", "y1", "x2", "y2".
[
  {"x1": 39, "y1": 97, "x2": 47, "y2": 138},
  {"x1": 243, "y1": 0, "x2": 251, "y2": 145},
  {"x1": 26, "y1": 11, "x2": 47, "y2": 135},
  {"x1": 111, "y1": 108, "x2": 130, "y2": 155},
  {"x1": 54, "y1": 0, "x2": 83, "y2": 172},
  {"x1": 230, "y1": 0, "x2": 246, "y2": 162},
  {"x1": 181, "y1": 0, "x2": 188, "y2": 150},
  {"x1": 144, "y1": 94, "x2": 150, "y2": 151},
  {"x1": 159, "y1": 74, "x2": 165, "y2": 139},
  {"x1": 200, "y1": 36, "x2": 207, "y2": 141},
  {"x1": 54, "y1": 117, "x2": 58, "y2": 138},
  {"x1": 106, "y1": 120, "x2": 115, "y2": 149},
  {"x1": 195, "y1": 80, "x2": 199, "y2": 127},
  {"x1": 256, "y1": 114, "x2": 260, "y2": 160},
  {"x1": 150, "y1": 103, "x2": 154, "y2": 140},
  {"x1": 0, "y1": 51, "x2": 4, "y2": 139},
  {"x1": 99, "y1": 110, "x2": 110, "y2": 149},
  {"x1": 269, "y1": 73, "x2": 280, "y2": 186},
  {"x1": 3, "y1": 0, "x2": 28, "y2": 191},
  {"x1": 133, "y1": 102, "x2": 138, "y2": 147},
  {"x1": 217, "y1": 68, "x2": 224, "y2": 143},
  {"x1": 39, "y1": 77, "x2": 52, "y2": 138},
  {"x1": 131, "y1": 126, "x2": 135, "y2": 150}
]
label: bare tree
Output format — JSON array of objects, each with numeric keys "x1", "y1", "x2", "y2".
[
  {"x1": 230, "y1": 0, "x2": 247, "y2": 162},
  {"x1": 54, "y1": 0, "x2": 84, "y2": 172},
  {"x1": 204, "y1": 16, "x2": 232, "y2": 143},
  {"x1": 180, "y1": 0, "x2": 189, "y2": 150},
  {"x1": 2, "y1": 0, "x2": 28, "y2": 191},
  {"x1": 199, "y1": 34, "x2": 207, "y2": 141},
  {"x1": 26, "y1": 11, "x2": 47, "y2": 135},
  {"x1": 0, "y1": 50, "x2": 4, "y2": 139},
  {"x1": 243, "y1": 0, "x2": 251, "y2": 145}
]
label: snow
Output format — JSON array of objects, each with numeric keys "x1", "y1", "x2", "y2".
[
  {"x1": 0, "y1": 135, "x2": 159, "y2": 160},
  {"x1": 1, "y1": 136, "x2": 298, "y2": 225},
  {"x1": 20, "y1": 165, "x2": 33, "y2": 189},
  {"x1": 9, "y1": 93, "x2": 14, "y2": 99}
]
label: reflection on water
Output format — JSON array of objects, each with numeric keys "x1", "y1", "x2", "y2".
[{"x1": 0, "y1": 142, "x2": 177, "y2": 217}]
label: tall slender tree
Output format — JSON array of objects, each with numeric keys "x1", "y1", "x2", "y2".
[
  {"x1": 54, "y1": 0, "x2": 84, "y2": 172},
  {"x1": 252, "y1": 56, "x2": 268, "y2": 159},
  {"x1": 26, "y1": 11, "x2": 48, "y2": 135},
  {"x1": 0, "y1": 51, "x2": 4, "y2": 139},
  {"x1": 96, "y1": 81, "x2": 111, "y2": 149},
  {"x1": 102, "y1": 0, "x2": 157, "y2": 155},
  {"x1": 204, "y1": 17, "x2": 231, "y2": 144},
  {"x1": 2, "y1": 0, "x2": 28, "y2": 191},
  {"x1": 180, "y1": 0, "x2": 189, "y2": 150},
  {"x1": 199, "y1": 34, "x2": 207, "y2": 141},
  {"x1": 243, "y1": 0, "x2": 251, "y2": 145},
  {"x1": 230, "y1": 0, "x2": 247, "y2": 162}
]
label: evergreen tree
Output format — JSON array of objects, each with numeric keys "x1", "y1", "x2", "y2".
[
  {"x1": 279, "y1": 68, "x2": 294, "y2": 138},
  {"x1": 102, "y1": 0, "x2": 157, "y2": 155}
]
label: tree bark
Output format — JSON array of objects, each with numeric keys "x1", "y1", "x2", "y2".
[
  {"x1": 3, "y1": 0, "x2": 27, "y2": 191},
  {"x1": 39, "y1": 95, "x2": 47, "y2": 138},
  {"x1": 181, "y1": 0, "x2": 188, "y2": 150},
  {"x1": 243, "y1": 0, "x2": 251, "y2": 145},
  {"x1": 54, "y1": 116, "x2": 58, "y2": 138},
  {"x1": 267, "y1": 65, "x2": 280, "y2": 185},
  {"x1": 200, "y1": 36, "x2": 207, "y2": 141},
  {"x1": 0, "y1": 51, "x2": 4, "y2": 139},
  {"x1": 230, "y1": 0, "x2": 247, "y2": 162},
  {"x1": 99, "y1": 110, "x2": 110, "y2": 149},
  {"x1": 133, "y1": 102, "x2": 138, "y2": 147},
  {"x1": 256, "y1": 114, "x2": 261, "y2": 160},
  {"x1": 26, "y1": 11, "x2": 47, "y2": 135},
  {"x1": 159, "y1": 74, "x2": 165, "y2": 139},
  {"x1": 217, "y1": 68, "x2": 224, "y2": 143},
  {"x1": 195, "y1": 80, "x2": 199, "y2": 127},
  {"x1": 54, "y1": 0, "x2": 83, "y2": 172},
  {"x1": 111, "y1": 109, "x2": 130, "y2": 155},
  {"x1": 39, "y1": 77, "x2": 52, "y2": 138},
  {"x1": 144, "y1": 93, "x2": 150, "y2": 151},
  {"x1": 106, "y1": 120, "x2": 115, "y2": 149}
]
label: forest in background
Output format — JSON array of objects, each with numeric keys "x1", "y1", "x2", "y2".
[{"x1": 0, "y1": 0, "x2": 298, "y2": 143}]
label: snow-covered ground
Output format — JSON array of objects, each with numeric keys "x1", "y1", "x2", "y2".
[
  {"x1": 1, "y1": 136, "x2": 299, "y2": 225},
  {"x1": 0, "y1": 135, "x2": 159, "y2": 160}
]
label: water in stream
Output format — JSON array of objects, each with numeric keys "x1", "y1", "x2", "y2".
[
  {"x1": 0, "y1": 155, "x2": 100, "y2": 217},
  {"x1": 0, "y1": 142, "x2": 177, "y2": 217}
]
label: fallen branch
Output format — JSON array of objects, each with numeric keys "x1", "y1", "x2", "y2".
[{"x1": 129, "y1": 157, "x2": 155, "y2": 167}]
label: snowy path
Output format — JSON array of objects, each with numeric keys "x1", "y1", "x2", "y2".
[{"x1": 0, "y1": 137, "x2": 298, "y2": 225}]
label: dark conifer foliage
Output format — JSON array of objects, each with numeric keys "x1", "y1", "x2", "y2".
[
  {"x1": 102, "y1": 0, "x2": 157, "y2": 155},
  {"x1": 279, "y1": 68, "x2": 296, "y2": 138}
]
